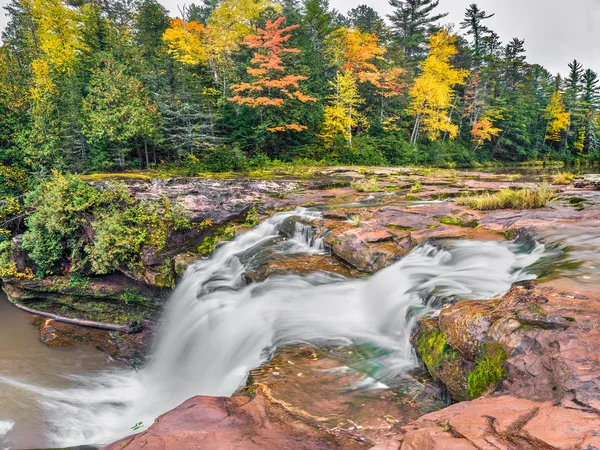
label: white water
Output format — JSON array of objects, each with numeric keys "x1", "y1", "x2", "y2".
[{"x1": 0, "y1": 208, "x2": 546, "y2": 448}]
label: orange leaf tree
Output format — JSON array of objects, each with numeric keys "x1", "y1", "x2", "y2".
[{"x1": 229, "y1": 17, "x2": 316, "y2": 133}]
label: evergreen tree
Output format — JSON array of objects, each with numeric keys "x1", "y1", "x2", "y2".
[{"x1": 387, "y1": 0, "x2": 448, "y2": 60}]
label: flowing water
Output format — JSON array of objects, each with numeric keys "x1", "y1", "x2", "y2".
[{"x1": 0, "y1": 208, "x2": 566, "y2": 448}]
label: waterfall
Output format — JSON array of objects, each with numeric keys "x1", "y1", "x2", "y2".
[{"x1": 0, "y1": 208, "x2": 546, "y2": 448}]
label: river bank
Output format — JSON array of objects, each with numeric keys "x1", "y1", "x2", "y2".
[{"x1": 1, "y1": 167, "x2": 599, "y2": 449}]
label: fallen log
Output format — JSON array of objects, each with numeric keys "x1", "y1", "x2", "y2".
[{"x1": 11, "y1": 302, "x2": 143, "y2": 333}]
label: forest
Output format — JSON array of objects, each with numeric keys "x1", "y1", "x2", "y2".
[{"x1": 1, "y1": 0, "x2": 599, "y2": 176}]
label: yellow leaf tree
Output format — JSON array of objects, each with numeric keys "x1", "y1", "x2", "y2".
[
  {"x1": 204, "y1": 0, "x2": 280, "y2": 90},
  {"x1": 409, "y1": 28, "x2": 468, "y2": 143},
  {"x1": 162, "y1": 18, "x2": 206, "y2": 66},
  {"x1": 320, "y1": 71, "x2": 367, "y2": 148},
  {"x1": 544, "y1": 90, "x2": 570, "y2": 147}
]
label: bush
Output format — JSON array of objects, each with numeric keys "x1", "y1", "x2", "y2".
[
  {"x1": 203, "y1": 145, "x2": 248, "y2": 172},
  {"x1": 458, "y1": 184, "x2": 554, "y2": 210},
  {"x1": 340, "y1": 136, "x2": 387, "y2": 166},
  {"x1": 421, "y1": 140, "x2": 476, "y2": 167},
  {"x1": 376, "y1": 133, "x2": 419, "y2": 166},
  {"x1": 21, "y1": 172, "x2": 191, "y2": 276}
]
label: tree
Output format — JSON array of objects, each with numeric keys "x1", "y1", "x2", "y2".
[
  {"x1": 162, "y1": 18, "x2": 206, "y2": 66},
  {"x1": 327, "y1": 27, "x2": 385, "y2": 84},
  {"x1": 204, "y1": 0, "x2": 280, "y2": 89},
  {"x1": 135, "y1": 0, "x2": 170, "y2": 60},
  {"x1": 471, "y1": 110, "x2": 502, "y2": 150},
  {"x1": 544, "y1": 90, "x2": 570, "y2": 147},
  {"x1": 187, "y1": 0, "x2": 220, "y2": 25},
  {"x1": 581, "y1": 69, "x2": 599, "y2": 153},
  {"x1": 229, "y1": 17, "x2": 317, "y2": 133},
  {"x1": 320, "y1": 71, "x2": 366, "y2": 147},
  {"x1": 409, "y1": 28, "x2": 468, "y2": 142},
  {"x1": 387, "y1": 0, "x2": 448, "y2": 60},
  {"x1": 460, "y1": 3, "x2": 494, "y2": 61},
  {"x1": 82, "y1": 59, "x2": 161, "y2": 169},
  {"x1": 303, "y1": 0, "x2": 336, "y2": 52},
  {"x1": 348, "y1": 5, "x2": 388, "y2": 37}
]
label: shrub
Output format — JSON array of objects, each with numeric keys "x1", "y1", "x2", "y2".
[
  {"x1": 203, "y1": 145, "x2": 248, "y2": 172},
  {"x1": 21, "y1": 172, "x2": 191, "y2": 277},
  {"x1": 458, "y1": 184, "x2": 554, "y2": 210},
  {"x1": 376, "y1": 133, "x2": 419, "y2": 166},
  {"x1": 340, "y1": 135, "x2": 387, "y2": 166}
]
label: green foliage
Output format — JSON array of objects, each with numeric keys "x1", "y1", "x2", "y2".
[
  {"x1": 241, "y1": 207, "x2": 261, "y2": 227},
  {"x1": 459, "y1": 185, "x2": 555, "y2": 210},
  {"x1": 340, "y1": 136, "x2": 387, "y2": 166},
  {"x1": 467, "y1": 343, "x2": 508, "y2": 399},
  {"x1": 203, "y1": 145, "x2": 248, "y2": 173},
  {"x1": 197, "y1": 225, "x2": 236, "y2": 256},
  {"x1": 21, "y1": 172, "x2": 190, "y2": 277},
  {"x1": 411, "y1": 179, "x2": 422, "y2": 193}
]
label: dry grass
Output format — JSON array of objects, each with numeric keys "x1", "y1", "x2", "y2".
[
  {"x1": 350, "y1": 177, "x2": 382, "y2": 193},
  {"x1": 458, "y1": 184, "x2": 554, "y2": 210}
]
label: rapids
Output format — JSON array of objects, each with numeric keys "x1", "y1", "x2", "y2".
[{"x1": 0, "y1": 208, "x2": 547, "y2": 448}]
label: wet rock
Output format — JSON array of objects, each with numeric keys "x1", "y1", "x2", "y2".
[
  {"x1": 32, "y1": 316, "x2": 153, "y2": 366},
  {"x1": 395, "y1": 395, "x2": 600, "y2": 450},
  {"x1": 102, "y1": 389, "x2": 365, "y2": 450},
  {"x1": 325, "y1": 225, "x2": 406, "y2": 273},
  {"x1": 241, "y1": 346, "x2": 445, "y2": 445},
  {"x1": 173, "y1": 253, "x2": 199, "y2": 277},
  {"x1": 412, "y1": 283, "x2": 600, "y2": 410},
  {"x1": 372, "y1": 207, "x2": 438, "y2": 230},
  {"x1": 574, "y1": 174, "x2": 600, "y2": 189},
  {"x1": 244, "y1": 254, "x2": 356, "y2": 283}
]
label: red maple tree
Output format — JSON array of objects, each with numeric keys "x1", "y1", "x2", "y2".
[{"x1": 229, "y1": 17, "x2": 316, "y2": 132}]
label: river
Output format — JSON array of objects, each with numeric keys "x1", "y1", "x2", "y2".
[{"x1": 0, "y1": 207, "x2": 596, "y2": 449}]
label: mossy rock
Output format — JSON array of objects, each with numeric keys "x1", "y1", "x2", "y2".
[{"x1": 467, "y1": 343, "x2": 508, "y2": 399}]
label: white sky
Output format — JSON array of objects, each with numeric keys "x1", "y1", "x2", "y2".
[{"x1": 1, "y1": 0, "x2": 599, "y2": 75}]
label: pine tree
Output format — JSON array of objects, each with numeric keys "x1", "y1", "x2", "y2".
[
  {"x1": 460, "y1": 3, "x2": 494, "y2": 62},
  {"x1": 387, "y1": 0, "x2": 448, "y2": 60}
]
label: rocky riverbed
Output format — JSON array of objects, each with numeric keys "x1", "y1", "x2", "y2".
[{"x1": 2, "y1": 167, "x2": 600, "y2": 449}]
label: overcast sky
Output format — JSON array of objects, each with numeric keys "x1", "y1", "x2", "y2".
[{"x1": 1, "y1": 0, "x2": 599, "y2": 75}]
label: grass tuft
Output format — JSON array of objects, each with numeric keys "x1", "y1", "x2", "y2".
[
  {"x1": 551, "y1": 172, "x2": 575, "y2": 185},
  {"x1": 350, "y1": 177, "x2": 381, "y2": 193},
  {"x1": 458, "y1": 184, "x2": 554, "y2": 210}
]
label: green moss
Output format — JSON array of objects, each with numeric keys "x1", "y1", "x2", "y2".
[
  {"x1": 153, "y1": 260, "x2": 175, "y2": 288},
  {"x1": 438, "y1": 217, "x2": 462, "y2": 226},
  {"x1": 241, "y1": 207, "x2": 261, "y2": 228},
  {"x1": 197, "y1": 225, "x2": 236, "y2": 256},
  {"x1": 414, "y1": 327, "x2": 458, "y2": 376},
  {"x1": 120, "y1": 288, "x2": 150, "y2": 305},
  {"x1": 527, "y1": 304, "x2": 547, "y2": 317},
  {"x1": 467, "y1": 343, "x2": 508, "y2": 399},
  {"x1": 386, "y1": 224, "x2": 418, "y2": 231}
]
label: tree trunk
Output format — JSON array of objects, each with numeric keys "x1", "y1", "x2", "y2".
[{"x1": 11, "y1": 302, "x2": 143, "y2": 333}]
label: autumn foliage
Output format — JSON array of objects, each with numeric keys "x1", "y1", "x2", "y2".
[{"x1": 229, "y1": 17, "x2": 316, "y2": 132}]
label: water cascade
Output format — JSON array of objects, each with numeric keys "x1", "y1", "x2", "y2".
[{"x1": 0, "y1": 208, "x2": 546, "y2": 447}]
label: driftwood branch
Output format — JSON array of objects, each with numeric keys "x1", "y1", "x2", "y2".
[{"x1": 11, "y1": 302, "x2": 143, "y2": 333}]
